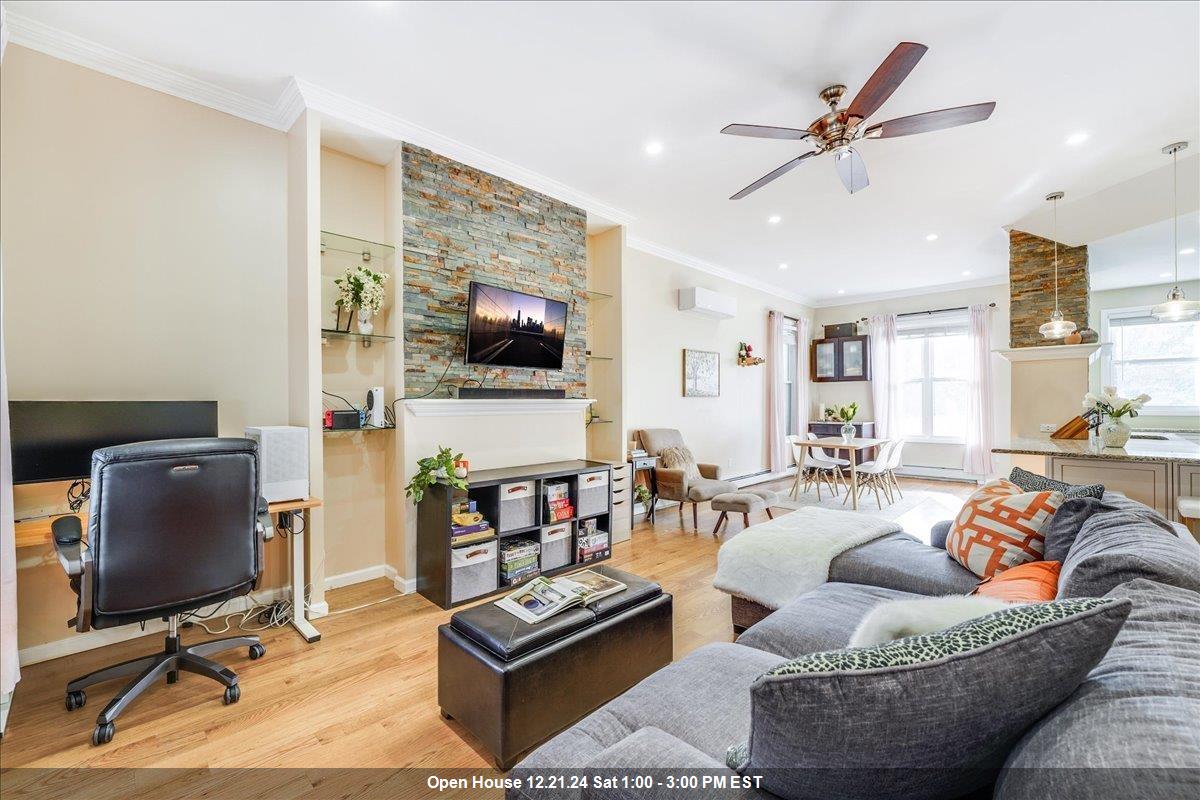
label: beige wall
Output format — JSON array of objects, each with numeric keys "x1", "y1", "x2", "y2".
[
  {"x1": 812, "y1": 284, "x2": 1012, "y2": 475},
  {"x1": 319, "y1": 148, "x2": 392, "y2": 582},
  {"x1": 1088, "y1": 280, "x2": 1200, "y2": 431},
  {"x1": 1, "y1": 47, "x2": 290, "y2": 652},
  {"x1": 620, "y1": 247, "x2": 813, "y2": 479}
]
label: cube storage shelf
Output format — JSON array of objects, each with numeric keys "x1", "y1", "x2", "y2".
[{"x1": 416, "y1": 459, "x2": 615, "y2": 609}]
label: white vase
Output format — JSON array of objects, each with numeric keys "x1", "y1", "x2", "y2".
[
  {"x1": 356, "y1": 308, "x2": 374, "y2": 336},
  {"x1": 1100, "y1": 417, "x2": 1132, "y2": 449},
  {"x1": 840, "y1": 422, "x2": 856, "y2": 441}
]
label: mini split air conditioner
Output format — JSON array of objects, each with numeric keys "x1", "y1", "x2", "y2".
[{"x1": 678, "y1": 287, "x2": 737, "y2": 320}]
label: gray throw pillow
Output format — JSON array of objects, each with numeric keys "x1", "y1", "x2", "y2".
[
  {"x1": 728, "y1": 597, "x2": 1132, "y2": 800},
  {"x1": 1043, "y1": 497, "x2": 1119, "y2": 562},
  {"x1": 1009, "y1": 466, "x2": 1104, "y2": 499}
]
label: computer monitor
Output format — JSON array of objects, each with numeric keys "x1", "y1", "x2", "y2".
[{"x1": 8, "y1": 401, "x2": 219, "y2": 484}]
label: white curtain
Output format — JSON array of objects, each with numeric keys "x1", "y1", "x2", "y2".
[
  {"x1": 794, "y1": 317, "x2": 811, "y2": 449},
  {"x1": 868, "y1": 314, "x2": 898, "y2": 438},
  {"x1": 1, "y1": 249, "x2": 18, "y2": 702},
  {"x1": 963, "y1": 303, "x2": 995, "y2": 475},
  {"x1": 766, "y1": 311, "x2": 787, "y2": 472}
]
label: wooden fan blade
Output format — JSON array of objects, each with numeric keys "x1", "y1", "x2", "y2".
[
  {"x1": 846, "y1": 42, "x2": 928, "y2": 122},
  {"x1": 833, "y1": 147, "x2": 869, "y2": 194},
  {"x1": 730, "y1": 152, "x2": 819, "y2": 200},
  {"x1": 721, "y1": 123, "x2": 812, "y2": 140},
  {"x1": 863, "y1": 102, "x2": 996, "y2": 139}
]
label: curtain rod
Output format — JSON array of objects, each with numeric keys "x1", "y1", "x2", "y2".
[{"x1": 858, "y1": 302, "x2": 995, "y2": 322}]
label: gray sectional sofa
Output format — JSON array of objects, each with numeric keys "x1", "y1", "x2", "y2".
[{"x1": 509, "y1": 494, "x2": 1200, "y2": 800}]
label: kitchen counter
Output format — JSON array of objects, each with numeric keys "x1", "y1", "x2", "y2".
[{"x1": 994, "y1": 434, "x2": 1200, "y2": 465}]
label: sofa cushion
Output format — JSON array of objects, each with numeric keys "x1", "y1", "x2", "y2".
[
  {"x1": 737, "y1": 582, "x2": 920, "y2": 658},
  {"x1": 687, "y1": 477, "x2": 738, "y2": 501},
  {"x1": 996, "y1": 579, "x2": 1200, "y2": 800},
  {"x1": 1058, "y1": 502, "x2": 1200, "y2": 598},
  {"x1": 829, "y1": 531, "x2": 979, "y2": 595},
  {"x1": 1009, "y1": 465, "x2": 1105, "y2": 499},
  {"x1": 514, "y1": 642, "x2": 786, "y2": 774},
  {"x1": 973, "y1": 560, "x2": 1060, "y2": 603},
  {"x1": 734, "y1": 597, "x2": 1131, "y2": 800},
  {"x1": 946, "y1": 480, "x2": 1063, "y2": 578}
]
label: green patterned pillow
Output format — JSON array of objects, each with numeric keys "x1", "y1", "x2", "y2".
[{"x1": 764, "y1": 597, "x2": 1110, "y2": 677}]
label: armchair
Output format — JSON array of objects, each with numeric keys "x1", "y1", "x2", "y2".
[
  {"x1": 54, "y1": 438, "x2": 272, "y2": 746},
  {"x1": 637, "y1": 428, "x2": 736, "y2": 529}
]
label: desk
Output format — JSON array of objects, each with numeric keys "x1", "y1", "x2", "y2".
[
  {"x1": 14, "y1": 498, "x2": 324, "y2": 644},
  {"x1": 791, "y1": 437, "x2": 884, "y2": 511}
]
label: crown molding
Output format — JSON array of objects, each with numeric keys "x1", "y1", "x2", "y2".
[
  {"x1": 625, "y1": 236, "x2": 815, "y2": 308},
  {"x1": 809, "y1": 276, "x2": 1009, "y2": 308},
  {"x1": 293, "y1": 79, "x2": 636, "y2": 226},
  {"x1": 6, "y1": 13, "x2": 310, "y2": 131}
]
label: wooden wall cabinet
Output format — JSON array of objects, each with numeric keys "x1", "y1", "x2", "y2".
[{"x1": 811, "y1": 335, "x2": 871, "y2": 382}]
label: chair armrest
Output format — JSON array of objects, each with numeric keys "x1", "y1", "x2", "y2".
[
  {"x1": 52, "y1": 517, "x2": 93, "y2": 632},
  {"x1": 698, "y1": 463, "x2": 722, "y2": 480},
  {"x1": 655, "y1": 467, "x2": 688, "y2": 501},
  {"x1": 257, "y1": 497, "x2": 274, "y2": 542}
]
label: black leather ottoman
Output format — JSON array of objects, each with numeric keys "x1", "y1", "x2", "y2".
[{"x1": 437, "y1": 565, "x2": 673, "y2": 769}]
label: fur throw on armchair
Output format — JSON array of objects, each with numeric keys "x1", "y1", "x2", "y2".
[{"x1": 658, "y1": 445, "x2": 701, "y2": 480}]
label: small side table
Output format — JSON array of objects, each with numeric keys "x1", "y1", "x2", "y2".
[{"x1": 630, "y1": 455, "x2": 659, "y2": 525}]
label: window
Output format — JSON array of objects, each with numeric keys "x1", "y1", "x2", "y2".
[
  {"x1": 783, "y1": 317, "x2": 799, "y2": 436},
  {"x1": 896, "y1": 311, "x2": 969, "y2": 442},
  {"x1": 1101, "y1": 307, "x2": 1200, "y2": 416}
]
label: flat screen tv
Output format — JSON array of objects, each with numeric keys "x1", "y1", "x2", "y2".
[{"x1": 464, "y1": 282, "x2": 568, "y2": 370}]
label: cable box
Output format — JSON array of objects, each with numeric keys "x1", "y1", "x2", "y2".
[{"x1": 456, "y1": 388, "x2": 566, "y2": 399}]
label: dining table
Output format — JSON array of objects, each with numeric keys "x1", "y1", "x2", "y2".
[{"x1": 792, "y1": 436, "x2": 886, "y2": 511}]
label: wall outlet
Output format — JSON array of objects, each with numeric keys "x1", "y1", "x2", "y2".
[{"x1": 1039, "y1": 423, "x2": 1056, "y2": 432}]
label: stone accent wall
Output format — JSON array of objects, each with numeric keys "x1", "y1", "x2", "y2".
[
  {"x1": 402, "y1": 144, "x2": 588, "y2": 396},
  {"x1": 1009, "y1": 229, "x2": 1089, "y2": 348}
]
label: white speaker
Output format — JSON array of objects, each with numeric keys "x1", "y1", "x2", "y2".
[
  {"x1": 366, "y1": 387, "x2": 386, "y2": 428},
  {"x1": 244, "y1": 426, "x2": 309, "y2": 503}
]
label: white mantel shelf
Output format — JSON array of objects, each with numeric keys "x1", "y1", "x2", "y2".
[
  {"x1": 993, "y1": 343, "x2": 1108, "y2": 363},
  {"x1": 404, "y1": 398, "x2": 596, "y2": 417}
]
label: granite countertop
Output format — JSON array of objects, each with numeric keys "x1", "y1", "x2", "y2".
[{"x1": 993, "y1": 434, "x2": 1200, "y2": 464}]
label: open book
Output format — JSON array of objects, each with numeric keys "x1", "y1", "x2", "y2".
[{"x1": 495, "y1": 569, "x2": 626, "y2": 624}]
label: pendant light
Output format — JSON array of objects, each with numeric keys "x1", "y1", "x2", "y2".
[
  {"x1": 1151, "y1": 141, "x2": 1200, "y2": 322},
  {"x1": 1038, "y1": 191, "x2": 1078, "y2": 340}
]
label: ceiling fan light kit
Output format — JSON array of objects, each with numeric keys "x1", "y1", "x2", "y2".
[
  {"x1": 1038, "y1": 191, "x2": 1079, "y2": 341},
  {"x1": 721, "y1": 42, "x2": 996, "y2": 199},
  {"x1": 1151, "y1": 141, "x2": 1200, "y2": 322}
]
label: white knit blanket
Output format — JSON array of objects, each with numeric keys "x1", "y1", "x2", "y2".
[{"x1": 713, "y1": 507, "x2": 902, "y2": 610}]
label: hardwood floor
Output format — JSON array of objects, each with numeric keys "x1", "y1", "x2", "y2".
[{"x1": 0, "y1": 476, "x2": 972, "y2": 777}]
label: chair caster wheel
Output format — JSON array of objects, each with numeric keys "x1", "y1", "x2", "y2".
[
  {"x1": 91, "y1": 721, "x2": 115, "y2": 746},
  {"x1": 248, "y1": 644, "x2": 265, "y2": 660},
  {"x1": 223, "y1": 684, "x2": 241, "y2": 705},
  {"x1": 66, "y1": 690, "x2": 86, "y2": 711}
]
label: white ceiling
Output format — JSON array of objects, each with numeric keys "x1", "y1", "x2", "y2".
[
  {"x1": 5, "y1": 0, "x2": 1199, "y2": 306},
  {"x1": 1088, "y1": 211, "x2": 1200, "y2": 292}
]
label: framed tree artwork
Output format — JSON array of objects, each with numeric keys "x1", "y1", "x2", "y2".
[{"x1": 682, "y1": 349, "x2": 720, "y2": 397}]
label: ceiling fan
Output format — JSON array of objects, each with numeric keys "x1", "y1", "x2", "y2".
[{"x1": 722, "y1": 42, "x2": 996, "y2": 199}]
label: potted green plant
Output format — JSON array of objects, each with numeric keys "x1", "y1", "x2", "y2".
[
  {"x1": 832, "y1": 402, "x2": 859, "y2": 441},
  {"x1": 633, "y1": 483, "x2": 653, "y2": 511},
  {"x1": 335, "y1": 266, "x2": 389, "y2": 335},
  {"x1": 405, "y1": 446, "x2": 468, "y2": 504}
]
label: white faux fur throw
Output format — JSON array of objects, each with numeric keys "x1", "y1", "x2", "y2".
[
  {"x1": 713, "y1": 507, "x2": 902, "y2": 610},
  {"x1": 849, "y1": 596, "x2": 1013, "y2": 647}
]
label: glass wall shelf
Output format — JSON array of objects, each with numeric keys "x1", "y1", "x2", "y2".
[
  {"x1": 584, "y1": 289, "x2": 614, "y2": 300},
  {"x1": 323, "y1": 424, "x2": 396, "y2": 435},
  {"x1": 320, "y1": 231, "x2": 396, "y2": 263},
  {"x1": 320, "y1": 329, "x2": 396, "y2": 348},
  {"x1": 585, "y1": 353, "x2": 613, "y2": 361}
]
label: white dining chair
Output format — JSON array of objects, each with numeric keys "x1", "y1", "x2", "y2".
[
  {"x1": 788, "y1": 434, "x2": 840, "y2": 500},
  {"x1": 808, "y1": 433, "x2": 849, "y2": 494},
  {"x1": 843, "y1": 439, "x2": 897, "y2": 510},
  {"x1": 885, "y1": 439, "x2": 906, "y2": 500}
]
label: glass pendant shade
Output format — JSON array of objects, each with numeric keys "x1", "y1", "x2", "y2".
[
  {"x1": 1151, "y1": 286, "x2": 1200, "y2": 322},
  {"x1": 1038, "y1": 309, "x2": 1078, "y2": 339}
]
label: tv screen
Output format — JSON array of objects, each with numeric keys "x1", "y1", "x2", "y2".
[
  {"x1": 465, "y1": 282, "x2": 568, "y2": 370},
  {"x1": 9, "y1": 400, "x2": 219, "y2": 484}
]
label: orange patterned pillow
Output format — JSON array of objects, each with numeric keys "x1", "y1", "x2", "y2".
[{"x1": 946, "y1": 480, "x2": 1063, "y2": 578}]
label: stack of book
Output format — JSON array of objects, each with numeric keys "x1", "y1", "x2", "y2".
[
  {"x1": 450, "y1": 499, "x2": 494, "y2": 547},
  {"x1": 499, "y1": 538, "x2": 541, "y2": 585},
  {"x1": 544, "y1": 481, "x2": 574, "y2": 522},
  {"x1": 576, "y1": 518, "x2": 610, "y2": 563},
  {"x1": 628, "y1": 448, "x2": 648, "y2": 460}
]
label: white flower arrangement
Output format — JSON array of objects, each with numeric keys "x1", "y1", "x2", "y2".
[
  {"x1": 1082, "y1": 386, "x2": 1151, "y2": 420},
  {"x1": 334, "y1": 266, "x2": 388, "y2": 314}
]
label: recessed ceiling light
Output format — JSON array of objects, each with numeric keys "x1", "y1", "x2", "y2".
[
  {"x1": 961, "y1": 270, "x2": 972, "y2": 276},
  {"x1": 778, "y1": 263, "x2": 789, "y2": 270},
  {"x1": 1160, "y1": 272, "x2": 1173, "y2": 278},
  {"x1": 1065, "y1": 131, "x2": 1090, "y2": 146},
  {"x1": 1181, "y1": 247, "x2": 1196, "y2": 255},
  {"x1": 925, "y1": 233, "x2": 938, "y2": 242},
  {"x1": 768, "y1": 215, "x2": 782, "y2": 224},
  {"x1": 644, "y1": 141, "x2": 664, "y2": 156},
  {"x1": 836, "y1": 289, "x2": 846, "y2": 295}
]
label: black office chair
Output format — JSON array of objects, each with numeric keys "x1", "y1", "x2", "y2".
[{"x1": 52, "y1": 438, "x2": 273, "y2": 746}]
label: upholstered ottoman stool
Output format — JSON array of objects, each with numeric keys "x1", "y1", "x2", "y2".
[{"x1": 711, "y1": 489, "x2": 778, "y2": 534}]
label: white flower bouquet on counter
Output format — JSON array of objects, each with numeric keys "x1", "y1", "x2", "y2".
[{"x1": 1082, "y1": 386, "x2": 1150, "y2": 449}]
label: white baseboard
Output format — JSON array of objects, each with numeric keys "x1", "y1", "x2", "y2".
[
  {"x1": 383, "y1": 565, "x2": 415, "y2": 594},
  {"x1": 895, "y1": 465, "x2": 984, "y2": 483},
  {"x1": 17, "y1": 587, "x2": 287, "y2": 667},
  {"x1": 323, "y1": 564, "x2": 388, "y2": 591}
]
